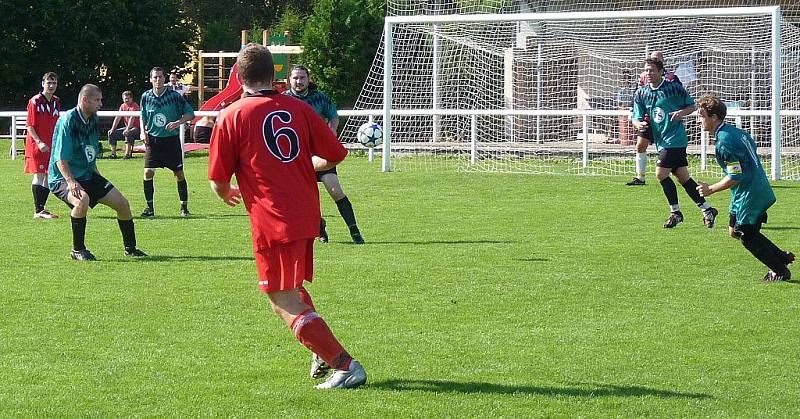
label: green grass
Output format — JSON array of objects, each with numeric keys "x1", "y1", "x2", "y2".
[{"x1": 1, "y1": 142, "x2": 800, "y2": 417}]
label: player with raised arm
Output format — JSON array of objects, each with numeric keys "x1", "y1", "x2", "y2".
[
  {"x1": 25, "y1": 72, "x2": 62, "y2": 219},
  {"x1": 48, "y1": 84, "x2": 147, "y2": 261},
  {"x1": 208, "y1": 43, "x2": 367, "y2": 389},
  {"x1": 695, "y1": 94, "x2": 794, "y2": 281},
  {"x1": 627, "y1": 51, "x2": 681, "y2": 186},
  {"x1": 632, "y1": 58, "x2": 717, "y2": 228}
]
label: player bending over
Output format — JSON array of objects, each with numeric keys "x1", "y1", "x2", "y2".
[
  {"x1": 695, "y1": 94, "x2": 794, "y2": 281},
  {"x1": 208, "y1": 43, "x2": 367, "y2": 389}
]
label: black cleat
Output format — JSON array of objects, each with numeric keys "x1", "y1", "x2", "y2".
[
  {"x1": 626, "y1": 177, "x2": 646, "y2": 186},
  {"x1": 124, "y1": 248, "x2": 148, "y2": 257},
  {"x1": 71, "y1": 249, "x2": 97, "y2": 261},
  {"x1": 180, "y1": 208, "x2": 191, "y2": 218},
  {"x1": 764, "y1": 270, "x2": 792, "y2": 282},
  {"x1": 663, "y1": 211, "x2": 684, "y2": 228},
  {"x1": 351, "y1": 233, "x2": 365, "y2": 245},
  {"x1": 319, "y1": 218, "x2": 329, "y2": 243},
  {"x1": 785, "y1": 252, "x2": 796, "y2": 265},
  {"x1": 703, "y1": 207, "x2": 719, "y2": 228},
  {"x1": 141, "y1": 207, "x2": 155, "y2": 218}
]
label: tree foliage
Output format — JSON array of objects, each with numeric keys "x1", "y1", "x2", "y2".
[
  {"x1": 0, "y1": 0, "x2": 194, "y2": 110},
  {"x1": 299, "y1": 0, "x2": 385, "y2": 109}
]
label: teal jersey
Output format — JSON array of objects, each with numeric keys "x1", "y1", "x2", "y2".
[
  {"x1": 714, "y1": 123, "x2": 776, "y2": 225},
  {"x1": 283, "y1": 86, "x2": 338, "y2": 122},
  {"x1": 48, "y1": 107, "x2": 101, "y2": 189},
  {"x1": 632, "y1": 79, "x2": 694, "y2": 150},
  {"x1": 140, "y1": 88, "x2": 194, "y2": 138}
]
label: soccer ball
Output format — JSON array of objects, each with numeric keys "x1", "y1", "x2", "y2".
[{"x1": 357, "y1": 122, "x2": 383, "y2": 148}]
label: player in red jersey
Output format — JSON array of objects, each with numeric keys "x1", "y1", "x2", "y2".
[
  {"x1": 25, "y1": 72, "x2": 62, "y2": 219},
  {"x1": 626, "y1": 51, "x2": 681, "y2": 186},
  {"x1": 208, "y1": 43, "x2": 367, "y2": 390}
]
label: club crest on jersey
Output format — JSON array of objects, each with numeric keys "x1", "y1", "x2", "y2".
[
  {"x1": 727, "y1": 161, "x2": 742, "y2": 174},
  {"x1": 84, "y1": 145, "x2": 96, "y2": 162},
  {"x1": 652, "y1": 107, "x2": 666, "y2": 124},
  {"x1": 153, "y1": 113, "x2": 167, "y2": 127}
]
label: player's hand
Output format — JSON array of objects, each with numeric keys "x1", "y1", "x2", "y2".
[
  {"x1": 141, "y1": 134, "x2": 148, "y2": 145},
  {"x1": 670, "y1": 111, "x2": 684, "y2": 122},
  {"x1": 222, "y1": 187, "x2": 242, "y2": 207},
  {"x1": 68, "y1": 181, "x2": 83, "y2": 199},
  {"x1": 635, "y1": 120, "x2": 648, "y2": 130},
  {"x1": 107, "y1": 129, "x2": 113, "y2": 137},
  {"x1": 166, "y1": 121, "x2": 180, "y2": 131},
  {"x1": 696, "y1": 181, "x2": 713, "y2": 197},
  {"x1": 36, "y1": 141, "x2": 50, "y2": 153}
]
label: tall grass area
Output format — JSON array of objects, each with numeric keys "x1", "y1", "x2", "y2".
[{"x1": 1, "y1": 143, "x2": 799, "y2": 416}]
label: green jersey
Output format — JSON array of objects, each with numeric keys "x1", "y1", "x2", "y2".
[
  {"x1": 48, "y1": 107, "x2": 100, "y2": 189},
  {"x1": 140, "y1": 88, "x2": 194, "y2": 138},
  {"x1": 632, "y1": 79, "x2": 694, "y2": 150},
  {"x1": 283, "y1": 85, "x2": 338, "y2": 122},
  {"x1": 714, "y1": 123, "x2": 776, "y2": 225}
]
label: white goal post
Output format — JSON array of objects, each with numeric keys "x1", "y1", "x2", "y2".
[{"x1": 345, "y1": 5, "x2": 800, "y2": 180}]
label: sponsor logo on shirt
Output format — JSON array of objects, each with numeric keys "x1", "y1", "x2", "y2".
[
  {"x1": 84, "y1": 145, "x2": 96, "y2": 162},
  {"x1": 653, "y1": 107, "x2": 666, "y2": 124},
  {"x1": 154, "y1": 113, "x2": 167, "y2": 128}
]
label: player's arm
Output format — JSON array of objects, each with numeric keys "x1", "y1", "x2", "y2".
[
  {"x1": 697, "y1": 176, "x2": 737, "y2": 197},
  {"x1": 697, "y1": 144, "x2": 740, "y2": 197},
  {"x1": 27, "y1": 126, "x2": 50, "y2": 152},
  {"x1": 108, "y1": 115, "x2": 122, "y2": 135},
  {"x1": 140, "y1": 107, "x2": 148, "y2": 143},
  {"x1": 210, "y1": 180, "x2": 241, "y2": 207},
  {"x1": 631, "y1": 93, "x2": 647, "y2": 130},
  {"x1": 670, "y1": 104, "x2": 696, "y2": 122},
  {"x1": 327, "y1": 117, "x2": 339, "y2": 134},
  {"x1": 312, "y1": 155, "x2": 341, "y2": 171},
  {"x1": 55, "y1": 160, "x2": 84, "y2": 199}
]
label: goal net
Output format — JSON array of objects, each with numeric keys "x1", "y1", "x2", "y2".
[{"x1": 342, "y1": 3, "x2": 800, "y2": 180}]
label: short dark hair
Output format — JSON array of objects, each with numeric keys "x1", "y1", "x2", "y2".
[
  {"x1": 42, "y1": 72, "x2": 58, "y2": 82},
  {"x1": 237, "y1": 43, "x2": 274, "y2": 86},
  {"x1": 697, "y1": 94, "x2": 728, "y2": 120},
  {"x1": 150, "y1": 67, "x2": 164, "y2": 78},
  {"x1": 290, "y1": 64, "x2": 310, "y2": 77},
  {"x1": 644, "y1": 58, "x2": 664, "y2": 71},
  {"x1": 123, "y1": 90, "x2": 133, "y2": 97}
]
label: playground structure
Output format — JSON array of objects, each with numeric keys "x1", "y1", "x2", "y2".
[{"x1": 195, "y1": 29, "x2": 304, "y2": 113}]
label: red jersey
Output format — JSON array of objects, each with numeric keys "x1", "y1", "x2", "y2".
[
  {"x1": 208, "y1": 90, "x2": 348, "y2": 249},
  {"x1": 119, "y1": 102, "x2": 140, "y2": 128},
  {"x1": 25, "y1": 93, "x2": 61, "y2": 146}
]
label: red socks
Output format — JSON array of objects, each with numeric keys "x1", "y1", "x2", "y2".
[{"x1": 290, "y1": 308, "x2": 352, "y2": 370}]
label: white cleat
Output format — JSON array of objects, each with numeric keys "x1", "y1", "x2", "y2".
[
  {"x1": 310, "y1": 353, "x2": 332, "y2": 379},
  {"x1": 314, "y1": 360, "x2": 367, "y2": 390}
]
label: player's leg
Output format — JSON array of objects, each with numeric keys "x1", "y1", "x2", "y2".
[
  {"x1": 735, "y1": 220, "x2": 792, "y2": 281},
  {"x1": 98, "y1": 185, "x2": 146, "y2": 257},
  {"x1": 316, "y1": 170, "x2": 329, "y2": 243},
  {"x1": 655, "y1": 151, "x2": 682, "y2": 228},
  {"x1": 108, "y1": 129, "x2": 124, "y2": 158},
  {"x1": 31, "y1": 172, "x2": 58, "y2": 219},
  {"x1": 173, "y1": 168, "x2": 190, "y2": 217},
  {"x1": 627, "y1": 134, "x2": 650, "y2": 186},
  {"x1": 142, "y1": 167, "x2": 156, "y2": 217},
  {"x1": 258, "y1": 240, "x2": 365, "y2": 389},
  {"x1": 124, "y1": 128, "x2": 138, "y2": 159},
  {"x1": 672, "y1": 163, "x2": 718, "y2": 228},
  {"x1": 52, "y1": 179, "x2": 95, "y2": 260},
  {"x1": 320, "y1": 172, "x2": 364, "y2": 244}
]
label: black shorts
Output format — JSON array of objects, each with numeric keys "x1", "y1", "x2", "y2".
[
  {"x1": 730, "y1": 212, "x2": 768, "y2": 229},
  {"x1": 316, "y1": 167, "x2": 338, "y2": 182},
  {"x1": 193, "y1": 126, "x2": 212, "y2": 144},
  {"x1": 144, "y1": 135, "x2": 183, "y2": 171},
  {"x1": 51, "y1": 173, "x2": 115, "y2": 209},
  {"x1": 656, "y1": 147, "x2": 688, "y2": 169},
  {"x1": 637, "y1": 126, "x2": 653, "y2": 142}
]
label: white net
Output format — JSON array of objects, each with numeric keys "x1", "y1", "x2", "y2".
[{"x1": 343, "y1": 1, "x2": 800, "y2": 180}]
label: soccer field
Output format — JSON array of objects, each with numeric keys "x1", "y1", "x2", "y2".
[{"x1": 1, "y1": 144, "x2": 800, "y2": 417}]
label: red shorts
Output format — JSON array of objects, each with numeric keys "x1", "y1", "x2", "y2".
[
  {"x1": 255, "y1": 239, "x2": 315, "y2": 293},
  {"x1": 24, "y1": 140, "x2": 51, "y2": 174}
]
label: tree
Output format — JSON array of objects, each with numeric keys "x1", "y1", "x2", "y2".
[
  {"x1": 0, "y1": 0, "x2": 195, "y2": 110},
  {"x1": 299, "y1": 0, "x2": 385, "y2": 109}
]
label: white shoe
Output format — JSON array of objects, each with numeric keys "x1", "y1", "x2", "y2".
[
  {"x1": 33, "y1": 209, "x2": 59, "y2": 219},
  {"x1": 310, "y1": 353, "x2": 331, "y2": 379},
  {"x1": 314, "y1": 360, "x2": 366, "y2": 389}
]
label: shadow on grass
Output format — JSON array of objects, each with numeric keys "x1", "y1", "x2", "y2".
[
  {"x1": 761, "y1": 225, "x2": 800, "y2": 231},
  {"x1": 116, "y1": 255, "x2": 253, "y2": 262},
  {"x1": 339, "y1": 240, "x2": 518, "y2": 245},
  {"x1": 772, "y1": 184, "x2": 800, "y2": 189},
  {"x1": 95, "y1": 213, "x2": 249, "y2": 220},
  {"x1": 514, "y1": 257, "x2": 550, "y2": 262},
  {"x1": 368, "y1": 379, "x2": 712, "y2": 399}
]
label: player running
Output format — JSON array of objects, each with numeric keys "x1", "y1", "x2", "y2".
[
  {"x1": 695, "y1": 94, "x2": 794, "y2": 281},
  {"x1": 208, "y1": 43, "x2": 367, "y2": 389},
  {"x1": 632, "y1": 58, "x2": 718, "y2": 228}
]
